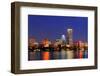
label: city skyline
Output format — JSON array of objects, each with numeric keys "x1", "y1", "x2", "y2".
[{"x1": 28, "y1": 15, "x2": 88, "y2": 42}]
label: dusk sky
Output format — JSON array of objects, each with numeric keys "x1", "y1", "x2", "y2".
[{"x1": 28, "y1": 15, "x2": 88, "y2": 42}]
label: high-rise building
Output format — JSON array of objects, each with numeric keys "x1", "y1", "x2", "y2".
[
  {"x1": 67, "y1": 29, "x2": 73, "y2": 45},
  {"x1": 61, "y1": 34, "x2": 66, "y2": 44}
]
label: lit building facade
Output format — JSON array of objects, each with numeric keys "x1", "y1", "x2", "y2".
[
  {"x1": 67, "y1": 29, "x2": 73, "y2": 46},
  {"x1": 61, "y1": 34, "x2": 66, "y2": 45}
]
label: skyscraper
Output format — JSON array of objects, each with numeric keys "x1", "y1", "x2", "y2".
[
  {"x1": 61, "y1": 34, "x2": 66, "y2": 44},
  {"x1": 67, "y1": 29, "x2": 73, "y2": 46}
]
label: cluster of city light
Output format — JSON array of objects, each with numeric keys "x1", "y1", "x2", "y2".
[{"x1": 28, "y1": 28, "x2": 88, "y2": 60}]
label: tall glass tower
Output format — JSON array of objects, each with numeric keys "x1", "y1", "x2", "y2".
[
  {"x1": 61, "y1": 34, "x2": 66, "y2": 44},
  {"x1": 67, "y1": 29, "x2": 73, "y2": 45}
]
